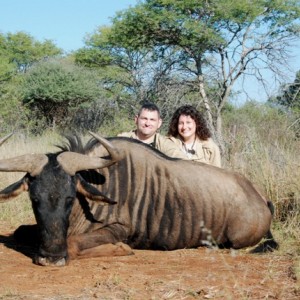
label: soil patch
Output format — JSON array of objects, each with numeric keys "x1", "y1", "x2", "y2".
[{"x1": 0, "y1": 227, "x2": 299, "y2": 300}]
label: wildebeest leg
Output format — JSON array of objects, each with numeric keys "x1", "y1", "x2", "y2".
[
  {"x1": 67, "y1": 225, "x2": 133, "y2": 259},
  {"x1": 72, "y1": 242, "x2": 133, "y2": 259}
]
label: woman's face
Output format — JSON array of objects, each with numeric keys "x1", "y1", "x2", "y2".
[{"x1": 178, "y1": 114, "x2": 196, "y2": 142}]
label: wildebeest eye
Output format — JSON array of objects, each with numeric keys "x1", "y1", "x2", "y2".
[
  {"x1": 30, "y1": 196, "x2": 39, "y2": 203},
  {"x1": 65, "y1": 197, "x2": 75, "y2": 207},
  {"x1": 66, "y1": 196, "x2": 74, "y2": 203}
]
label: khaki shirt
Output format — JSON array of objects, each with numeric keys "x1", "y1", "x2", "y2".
[
  {"x1": 168, "y1": 137, "x2": 221, "y2": 167},
  {"x1": 117, "y1": 130, "x2": 221, "y2": 167},
  {"x1": 117, "y1": 130, "x2": 187, "y2": 159}
]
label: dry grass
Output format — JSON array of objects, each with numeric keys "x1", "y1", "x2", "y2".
[{"x1": 223, "y1": 115, "x2": 300, "y2": 282}]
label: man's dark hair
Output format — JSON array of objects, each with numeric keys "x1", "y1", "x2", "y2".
[{"x1": 138, "y1": 103, "x2": 161, "y2": 118}]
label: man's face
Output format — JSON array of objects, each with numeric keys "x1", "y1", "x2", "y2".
[{"x1": 135, "y1": 109, "x2": 162, "y2": 139}]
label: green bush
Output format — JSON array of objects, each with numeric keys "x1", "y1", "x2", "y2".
[{"x1": 21, "y1": 59, "x2": 109, "y2": 130}]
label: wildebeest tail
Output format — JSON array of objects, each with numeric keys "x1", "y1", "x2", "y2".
[
  {"x1": 250, "y1": 200, "x2": 279, "y2": 253},
  {"x1": 267, "y1": 200, "x2": 275, "y2": 216}
]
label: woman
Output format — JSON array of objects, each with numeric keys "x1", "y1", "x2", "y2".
[{"x1": 167, "y1": 105, "x2": 221, "y2": 167}]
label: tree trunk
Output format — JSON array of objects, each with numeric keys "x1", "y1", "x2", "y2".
[{"x1": 197, "y1": 74, "x2": 225, "y2": 155}]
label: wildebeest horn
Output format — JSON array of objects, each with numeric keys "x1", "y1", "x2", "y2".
[
  {"x1": 56, "y1": 132, "x2": 122, "y2": 176},
  {"x1": 0, "y1": 154, "x2": 49, "y2": 176},
  {"x1": 88, "y1": 131, "x2": 122, "y2": 162},
  {"x1": 57, "y1": 152, "x2": 116, "y2": 176},
  {"x1": 0, "y1": 133, "x2": 13, "y2": 146}
]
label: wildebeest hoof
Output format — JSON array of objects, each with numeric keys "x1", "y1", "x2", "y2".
[
  {"x1": 115, "y1": 242, "x2": 134, "y2": 255},
  {"x1": 34, "y1": 256, "x2": 67, "y2": 267}
]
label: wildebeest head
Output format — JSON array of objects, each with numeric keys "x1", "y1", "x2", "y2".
[{"x1": 0, "y1": 132, "x2": 122, "y2": 266}]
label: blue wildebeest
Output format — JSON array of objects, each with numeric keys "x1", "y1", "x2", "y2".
[{"x1": 0, "y1": 132, "x2": 278, "y2": 266}]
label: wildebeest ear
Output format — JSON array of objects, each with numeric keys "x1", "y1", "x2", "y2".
[
  {"x1": 0, "y1": 176, "x2": 29, "y2": 202},
  {"x1": 75, "y1": 174, "x2": 117, "y2": 205}
]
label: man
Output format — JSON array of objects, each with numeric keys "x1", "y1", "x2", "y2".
[
  {"x1": 118, "y1": 103, "x2": 186, "y2": 158},
  {"x1": 118, "y1": 103, "x2": 162, "y2": 147}
]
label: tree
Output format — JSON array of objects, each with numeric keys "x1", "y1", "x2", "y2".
[
  {"x1": 105, "y1": 0, "x2": 300, "y2": 150},
  {"x1": 269, "y1": 70, "x2": 300, "y2": 137},
  {"x1": 75, "y1": 26, "x2": 184, "y2": 115},
  {"x1": 0, "y1": 34, "x2": 15, "y2": 83},
  {"x1": 76, "y1": 28, "x2": 204, "y2": 134},
  {"x1": 272, "y1": 70, "x2": 300, "y2": 112},
  {"x1": 0, "y1": 52, "x2": 15, "y2": 84},
  {"x1": 21, "y1": 59, "x2": 106, "y2": 130},
  {"x1": 0, "y1": 31, "x2": 62, "y2": 75}
]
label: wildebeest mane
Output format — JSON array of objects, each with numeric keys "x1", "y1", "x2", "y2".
[{"x1": 55, "y1": 134, "x2": 86, "y2": 154}]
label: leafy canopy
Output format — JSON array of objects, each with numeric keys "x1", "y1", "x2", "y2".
[
  {"x1": 271, "y1": 70, "x2": 300, "y2": 113},
  {"x1": 0, "y1": 31, "x2": 62, "y2": 81},
  {"x1": 21, "y1": 59, "x2": 103, "y2": 128}
]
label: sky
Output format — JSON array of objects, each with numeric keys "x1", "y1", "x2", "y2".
[
  {"x1": 0, "y1": 0, "x2": 138, "y2": 52},
  {"x1": 0, "y1": 0, "x2": 299, "y2": 103}
]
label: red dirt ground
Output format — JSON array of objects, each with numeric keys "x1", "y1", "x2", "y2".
[{"x1": 0, "y1": 224, "x2": 299, "y2": 300}]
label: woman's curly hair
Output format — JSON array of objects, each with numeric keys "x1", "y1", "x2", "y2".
[{"x1": 167, "y1": 105, "x2": 211, "y2": 140}]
